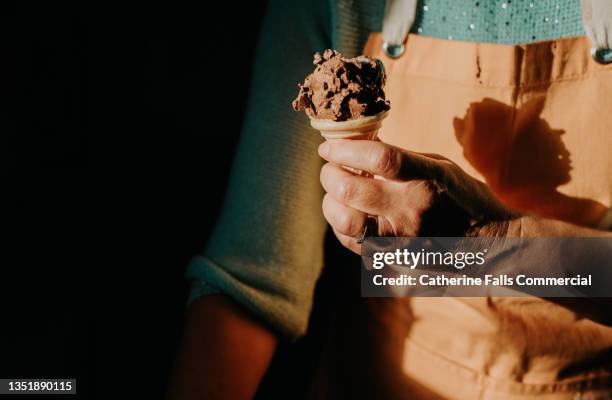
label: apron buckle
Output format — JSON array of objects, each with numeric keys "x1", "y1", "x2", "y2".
[
  {"x1": 383, "y1": 42, "x2": 405, "y2": 59},
  {"x1": 591, "y1": 47, "x2": 612, "y2": 65}
]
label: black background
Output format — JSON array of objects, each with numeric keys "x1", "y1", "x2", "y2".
[{"x1": 1, "y1": 2, "x2": 276, "y2": 398}]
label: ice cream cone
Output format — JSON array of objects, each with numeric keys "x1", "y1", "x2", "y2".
[
  {"x1": 310, "y1": 110, "x2": 389, "y2": 176},
  {"x1": 309, "y1": 110, "x2": 389, "y2": 141}
]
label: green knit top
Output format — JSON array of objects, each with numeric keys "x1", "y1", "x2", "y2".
[{"x1": 186, "y1": 0, "x2": 585, "y2": 339}]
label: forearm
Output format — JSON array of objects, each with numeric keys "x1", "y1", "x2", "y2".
[{"x1": 168, "y1": 295, "x2": 277, "y2": 400}]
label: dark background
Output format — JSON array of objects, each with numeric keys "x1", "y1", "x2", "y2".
[{"x1": 0, "y1": 2, "x2": 284, "y2": 398}]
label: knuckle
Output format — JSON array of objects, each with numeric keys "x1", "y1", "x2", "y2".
[
  {"x1": 402, "y1": 180, "x2": 435, "y2": 214},
  {"x1": 337, "y1": 179, "x2": 356, "y2": 202},
  {"x1": 415, "y1": 181, "x2": 437, "y2": 209},
  {"x1": 361, "y1": 183, "x2": 380, "y2": 207},
  {"x1": 375, "y1": 146, "x2": 400, "y2": 176}
]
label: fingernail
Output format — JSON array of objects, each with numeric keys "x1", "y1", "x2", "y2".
[{"x1": 318, "y1": 142, "x2": 329, "y2": 158}]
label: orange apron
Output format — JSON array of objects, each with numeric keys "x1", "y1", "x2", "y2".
[{"x1": 335, "y1": 33, "x2": 612, "y2": 399}]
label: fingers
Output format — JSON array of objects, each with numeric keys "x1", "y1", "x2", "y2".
[
  {"x1": 322, "y1": 193, "x2": 365, "y2": 255},
  {"x1": 332, "y1": 228, "x2": 362, "y2": 255},
  {"x1": 318, "y1": 140, "x2": 440, "y2": 181},
  {"x1": 320, "y1": 163, "x2": 390, "y2": 216},
  {"x1": 322, "y1": 193, "x2": 368, "y2": 237}
]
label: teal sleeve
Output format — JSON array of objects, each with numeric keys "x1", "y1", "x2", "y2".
[{"x1": 185, "y1": 0, "x2": 332, "y2": 340}]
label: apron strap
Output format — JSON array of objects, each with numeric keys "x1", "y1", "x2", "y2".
[
  {"x1": 382, "y1": 0, "x2": 417, "y2": 58},
  {"x1": 582, "y1": 0, "x2": 612, "y2": 64},
  {"x1": 382, "y1": 0, "x2": 612, "y2": 64}
]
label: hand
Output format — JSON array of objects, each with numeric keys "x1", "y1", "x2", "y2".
[{"x1": 318, "y1": 140, "x2": 519, "y2": 254}]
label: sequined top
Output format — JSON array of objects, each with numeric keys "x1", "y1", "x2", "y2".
[{"x1": 413, "y1": 0, "x2": 584, "y2": 44}]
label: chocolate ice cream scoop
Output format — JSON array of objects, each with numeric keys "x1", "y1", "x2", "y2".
[{"x1": 292, "y1": 49, "x2": 390, "y2": 121}]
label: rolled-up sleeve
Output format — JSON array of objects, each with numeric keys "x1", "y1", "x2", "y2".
[{"x1": 186, "y1": 0, "x2": 332, "y2": 339}]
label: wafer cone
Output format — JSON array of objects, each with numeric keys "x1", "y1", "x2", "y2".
[
  {"x1": 310, "y1": 110, "x2": 389, "y2": 176},
  {"x1": 310, "y1": 110, "x2": 389, "y2": 141}
]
